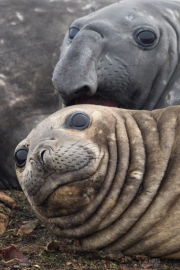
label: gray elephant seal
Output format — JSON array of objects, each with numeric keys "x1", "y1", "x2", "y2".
[
  {"x1": 52, "y1": 0, "x2": 180, "y2": 110},
  {"x1": 15, "y1": 104, "x2": 180, "y2": 258}
]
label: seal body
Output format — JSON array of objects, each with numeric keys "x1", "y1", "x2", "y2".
[
  {"x1": 15, "y1": 104, "x2": 180, "y2": 259},
  {"x1": 52, "y1": 0, "x2": 180, "y2": 110}
]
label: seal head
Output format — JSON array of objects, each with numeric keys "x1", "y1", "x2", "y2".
[
  {"x1": 15, "y1": 106, "x2": 117, "y2": 219},
  {"x1": 52, "y1": 0, "x2": 180, "y2": 109}
]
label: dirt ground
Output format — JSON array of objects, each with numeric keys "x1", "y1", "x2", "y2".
[{"x1": 0, "y1": 190, "x2": 180, "y2": 270}]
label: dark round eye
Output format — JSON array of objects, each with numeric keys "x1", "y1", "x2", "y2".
[
  {"x1": 67, "y1": 112, "x2": 90, "y2": 130},
  {"x1": 135, "y1": 29, "x2": 157, "y2": 47},
  {"x1": 69, "y1": 27, "x2": 79, "y2": 41},
  {"x1": 15, "y1": 147, "x2": 28, "y2": 168}
]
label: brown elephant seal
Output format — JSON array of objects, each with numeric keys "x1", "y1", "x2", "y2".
[
  {"x1": 52, "y1": 0, "x2": 180, "y2": 110},
  {"x1": 15, "y1": 104, "x2": 180, "y2": 259}
]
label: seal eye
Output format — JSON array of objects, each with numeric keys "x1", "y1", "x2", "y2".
[
  {"x1": 135, "y1": 30, "x2": 157, "y2": 47},
  {"x1": 69, "y1": 27, "x2": 79, "y2": 41},
  {"x1": 66, "y1": 112, "x2": 90, "y2": 130},
  {"x1": 15, "y1": 147, "x2": 28, "y2": 168}
]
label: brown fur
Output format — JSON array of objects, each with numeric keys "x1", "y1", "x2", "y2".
[{"x1": 15, "y1": 105, "x2": 180, "y2": 258}]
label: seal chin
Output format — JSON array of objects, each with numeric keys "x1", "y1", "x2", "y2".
[{"x1": 39, "y1": 180, "x2": 96, "y2": 218}]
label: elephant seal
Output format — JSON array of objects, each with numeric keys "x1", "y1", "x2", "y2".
[
  {"x1": 52, "y1": 0, "x2": 180, "y2": 110},
  {"x1": 15, "y1": 104, "x2": 180, "y2": 259},
  {"x1": 0, "y1": 0, "x2": 115, "y2": 189}
]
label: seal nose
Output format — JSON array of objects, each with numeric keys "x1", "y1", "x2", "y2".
[
  {"x1": 28, "y1": 148, "x2": 51, "y2": 171},
  {"x1": 52, "y1": 60, "x2": 97, "y2": 105},
  {"x1": 52, "y1": 71, "x2": 95, "y2": 105},
  {"x1": 40, "y1": 149, "x2": 46, "y2": 164},
  {"x1": 38, "y1": 148, "x2": 54, "y2": 170},
  {"x1": 52, "y1": 31, "x2": 100, "y2": 105},
  {"x1": 37, "y1": 146, "x2": 59, "y2": 172}
]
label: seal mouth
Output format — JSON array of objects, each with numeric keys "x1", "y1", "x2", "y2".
[
  {"x1": 66, "y1": 94, "x2": 119, "y2": 107},
  {"x1": 37, "y1": 178, "x2": 101, "y2": 218}
]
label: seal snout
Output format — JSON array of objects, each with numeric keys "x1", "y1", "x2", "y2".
[
  {"x1": 26, "y1": 146, "x2": 53, "y2": 173},
  {"x1": 52, "y1": 60, "x2": 98, "y2": 106},
  {"x1": 40, "y1": 149, "x2": 46, "y2": 163},
  {"x1": 37, "y1": 147, "x2": 53, "y2": 171}
]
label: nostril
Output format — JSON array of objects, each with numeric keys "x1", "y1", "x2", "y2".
[
  {"x1": 76, "y1": 86, "x2": 91, "y2": 96},
  {"x1": 40, "y1": 150, "x2": 46, "y2": 163}
]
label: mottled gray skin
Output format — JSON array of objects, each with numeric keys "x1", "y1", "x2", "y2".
[
  {"x1": 0, "y1": 0, "x2": 115, "y2": 189},
  {"x1": 16, "y1": 104, "x2": 180, "y2": 259},
  {"x1": 52, "y1": 0, "x2": 180, "y2": 109}
]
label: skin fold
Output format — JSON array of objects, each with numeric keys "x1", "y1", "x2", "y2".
[{"x1": 15, "y1": 104, "x2": 180, "y2": 259}]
